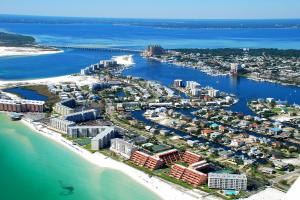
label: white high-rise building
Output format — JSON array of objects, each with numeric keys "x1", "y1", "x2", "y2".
[
  {"x1": 173, "y1": 79, "x2": 184, "y2": 88},
  {"x1": 49, "y1": 118, "x2": 75, "y2": 133},
  {"x1": 110, "y1": 138, "x2": 137, "y2": 159},
  {"x1": 186, "y1": 81, "x2": 201, "y2": 90},
  {"x1": 208, "y1": 173, "x2": 247, "y2": 191},
  {"x1": 191, "y1": 88, "x2": 202, "y2": 97},
  {"x1": 91, "y1": 126, "x2": 116, "y2": 150},
  {"x1": 207, "y1": 89, "x2": 219, "y2": 97}
]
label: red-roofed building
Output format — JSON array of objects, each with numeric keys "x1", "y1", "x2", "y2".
[
  {"x1": 201, "y1": 129, "x2": 214, "y2": 137},
  {"x1": 155, "y1": 149, "x2": 181, "y2": 165},
  {"x1": 130, "y1": 151, "x2": 164, "y2": 170},
  {"x1": 170, "y1": 164, "x2": 207, "y2": 186},
  {"x1": 182, "y1": 151, "x2": 203, "y2": 165}
]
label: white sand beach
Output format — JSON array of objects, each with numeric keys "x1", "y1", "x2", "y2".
[
  {"x1": 20, "y1": 118, "x2": 222, "y2": 200},
  {"x1": 242, "y1": 187, "x2": 285, "y2": 200},
  {"x1": 0, "y1": 46, "x2": 63, "y2": 57},
  {"x1": 0, "y1": 74, "x2": 99, "y2": 89},
  {"x1": 113, "y1": 54, "x2": 135, "y2": 66}
]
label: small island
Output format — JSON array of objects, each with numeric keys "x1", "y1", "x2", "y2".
[{"x1": 0, "y1": 31, "x2": 62, "y2": 57}]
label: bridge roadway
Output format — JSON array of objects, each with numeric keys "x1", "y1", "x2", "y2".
[{"x1": 49, "y1": 45, "x2": 142, "y2": 53}]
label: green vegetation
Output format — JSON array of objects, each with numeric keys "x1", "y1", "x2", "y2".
[
  {"x1": 0, "y1": 32, "x2": 36, "y2": 46},
  {"x1": 173, "y1": 48, "x2": 300, "y2": 58},
  {"x1": 96, "y1": 148, "x2": 194, "y2": 189},
  {"x1": 20, "y1": 85, "x2": 60, "y2": 111},
  {"x1": 126, "y1": 161, "x2": 194, "y2": 189}
]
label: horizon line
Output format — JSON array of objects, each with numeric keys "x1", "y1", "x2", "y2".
[{"x1": 1, "y1": 13, "x2": 300, "y2": 21}]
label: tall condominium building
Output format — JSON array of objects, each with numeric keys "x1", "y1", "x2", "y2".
[
  {"x1": 68, "y1": 126, "x2": 111, "y2": 138},
  {"x1": 61, "y1": 98, "x2": 76, "y2": 108},
  {"x1": 49, "y1": 118, "x2": 75, "y2": 133},
  {"x1": 130, "y1": 151, "x2": 164, "y2": 170},
  {"x1": 207, "y1": 89, "x2": 220, "y2": 98},
  {"x1": 91, "y1": 126, "x2": 116, "y2": 150},
  {"x1": 189, "y1": 160, "x2": 209, "y2": 171},
  {"x1": 191, "y1": 88, "x2": 202, "y2": 97},
  {"x1": 0, "y1": 99, "x2": 44, "y2": 113},
  {"x1": 208, "y1": 173, "x2": 247, "y2": 191},
  {"x1": 170, "y1": 164, "x2": 208, "y2": 186},
  {"x1": 154, "y1": 149, "x2": 181, "y2": 165},
  {"x1": 144, "y1": 45, "x2": 165, "y2": 57},
  {"x1": 182, "y1": 151, "x2": 203, "y2": 165},
  {"x1": 173, "y1": 79, "x2": 184, "y2": 88},
  {"x1": 110, "y1": 138, "x2": 137, "y2": 159},
  {"x1": 100, "y1": 60, "x2": 118, "y2": 68},
  {"x1": 53, "y1": 103, "x2": 75, "y2": 116},
  {"x1": 186, "y1": 81, "x2": 201, "y2": 90},
  {"x1": 64, "y1": 109, "x2": 99, "y2": 123},
  {"x1": 230, "y1": 63, "x2": 244, "y2": 75}
]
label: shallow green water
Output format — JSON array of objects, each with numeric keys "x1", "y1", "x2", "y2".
[{"x1": 0, "y1": 114, "x2": 160, "y2": 200}]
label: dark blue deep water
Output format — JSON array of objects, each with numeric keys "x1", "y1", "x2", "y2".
[{"x1": 0, "y1": 15, "x2": 300, "y2": 113}]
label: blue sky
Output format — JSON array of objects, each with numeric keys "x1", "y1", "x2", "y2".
[{"x1": 0, "y1": 0, "x2": 299, "y2": 19}]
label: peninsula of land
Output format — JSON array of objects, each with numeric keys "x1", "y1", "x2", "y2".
[
  {"x1": 142, "y1": 46, "x2": 300, "y2": 87},
  {"x1": 0, "y1": 32, "x2": 62, "y2": 57}
]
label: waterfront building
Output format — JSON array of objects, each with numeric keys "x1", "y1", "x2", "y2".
[
  {"x1": 154, "y1": 149, "x2": 181, "y2": 165},
  {"x1": 207, "y1": 89, "x2": 220, "y2": 97},
  {"x1": 68, "y1": 126, "x2": 112, "y2": 138},
  {"x1": 130, "y1": 151, "x2": 164, "y2": 170},
  {"x1": 144, "y1": 45, "x2": 165, "y2": 57},
  {"x1": 110, "y1": 138, "x2": 137, "y2": 159},
  {"x1": 49, "y1": 118, "x2": 75, "y2": 133},
  {"x1": 170, "y1": 164, "x2": 207, "y2": 186},
  {"x1": 208, "y1": 173, "x2": 247, "y2": 191},
  {"x1": 80, "y1": 63, "x2": 104, "y2": 75},
  {"x1": 186, "y1": 81, "x2": 201, "y2": 90},
  {"x1": 64, "y1": 109, "x2": 99, "y2": 123},
  {"x1": 191, "y1": 88, "x2": 202, "y2": 97},
  {"x1": 182, "y1": 151, "x2": 203, "y2": 165},
  {"x1": 0, "y1": 99, "x2": 44, "y2": 113},
  {"x1": 91, "y1": 126, "x2": 116, "y2": 150},
  {"x1": 230, "y1": 63, "x2": 245, "y2": 75},
  {"x1": 173, "y1": 79, "x2": 184, "y2": 88},
  {"x1": 53, "y1": 99, "x2": 76, "y2": 116},
  {"x1": 80, "y1": 68, "x2": 91, "y2": 76},
  {"x1": 100, "y1": 60, "x2": 118, "y2": 68},
  {"x1": 230, "y1": 63, "x2": 239, "y2": 75},
  {"x1": 189, "y1": 160, "x2": 209, "y2": 170}
]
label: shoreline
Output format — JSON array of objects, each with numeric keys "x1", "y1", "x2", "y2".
[
  {"x1": 19, "y1": 117, "x2": 219, "y2": 200},
  {"x1": 0, "y1": 54, "x2": 135, "y2": 89},
  {"x1": 0, "y1": 46, "x2": 63, "y2": 57},
  {"x1": 112, "y1": 54, "x2": 135, "y2": 66},
  {"x1": 0, "y1": 74, "x2": 100, "y2": 89},
  {"x1": 147, "y1": 57, "x2": 300, "y2": 88}
]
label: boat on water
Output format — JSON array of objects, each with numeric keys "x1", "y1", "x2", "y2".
[{"x1": 10, "y1": 113, "x2": 22, "y2": 121}]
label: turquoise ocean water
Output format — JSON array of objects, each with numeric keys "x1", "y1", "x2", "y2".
[{"x1": 0, "y1": 114, "x2": 160, "y2": 200}]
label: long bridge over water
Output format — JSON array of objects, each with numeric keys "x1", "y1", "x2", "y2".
[{"x1": 49, "y1": 45, "x2": 142, "y2": 53}]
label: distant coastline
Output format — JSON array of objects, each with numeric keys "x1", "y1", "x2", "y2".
[{"x1": 0, "y1": 31, "x2": 63, "y2": 57}]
